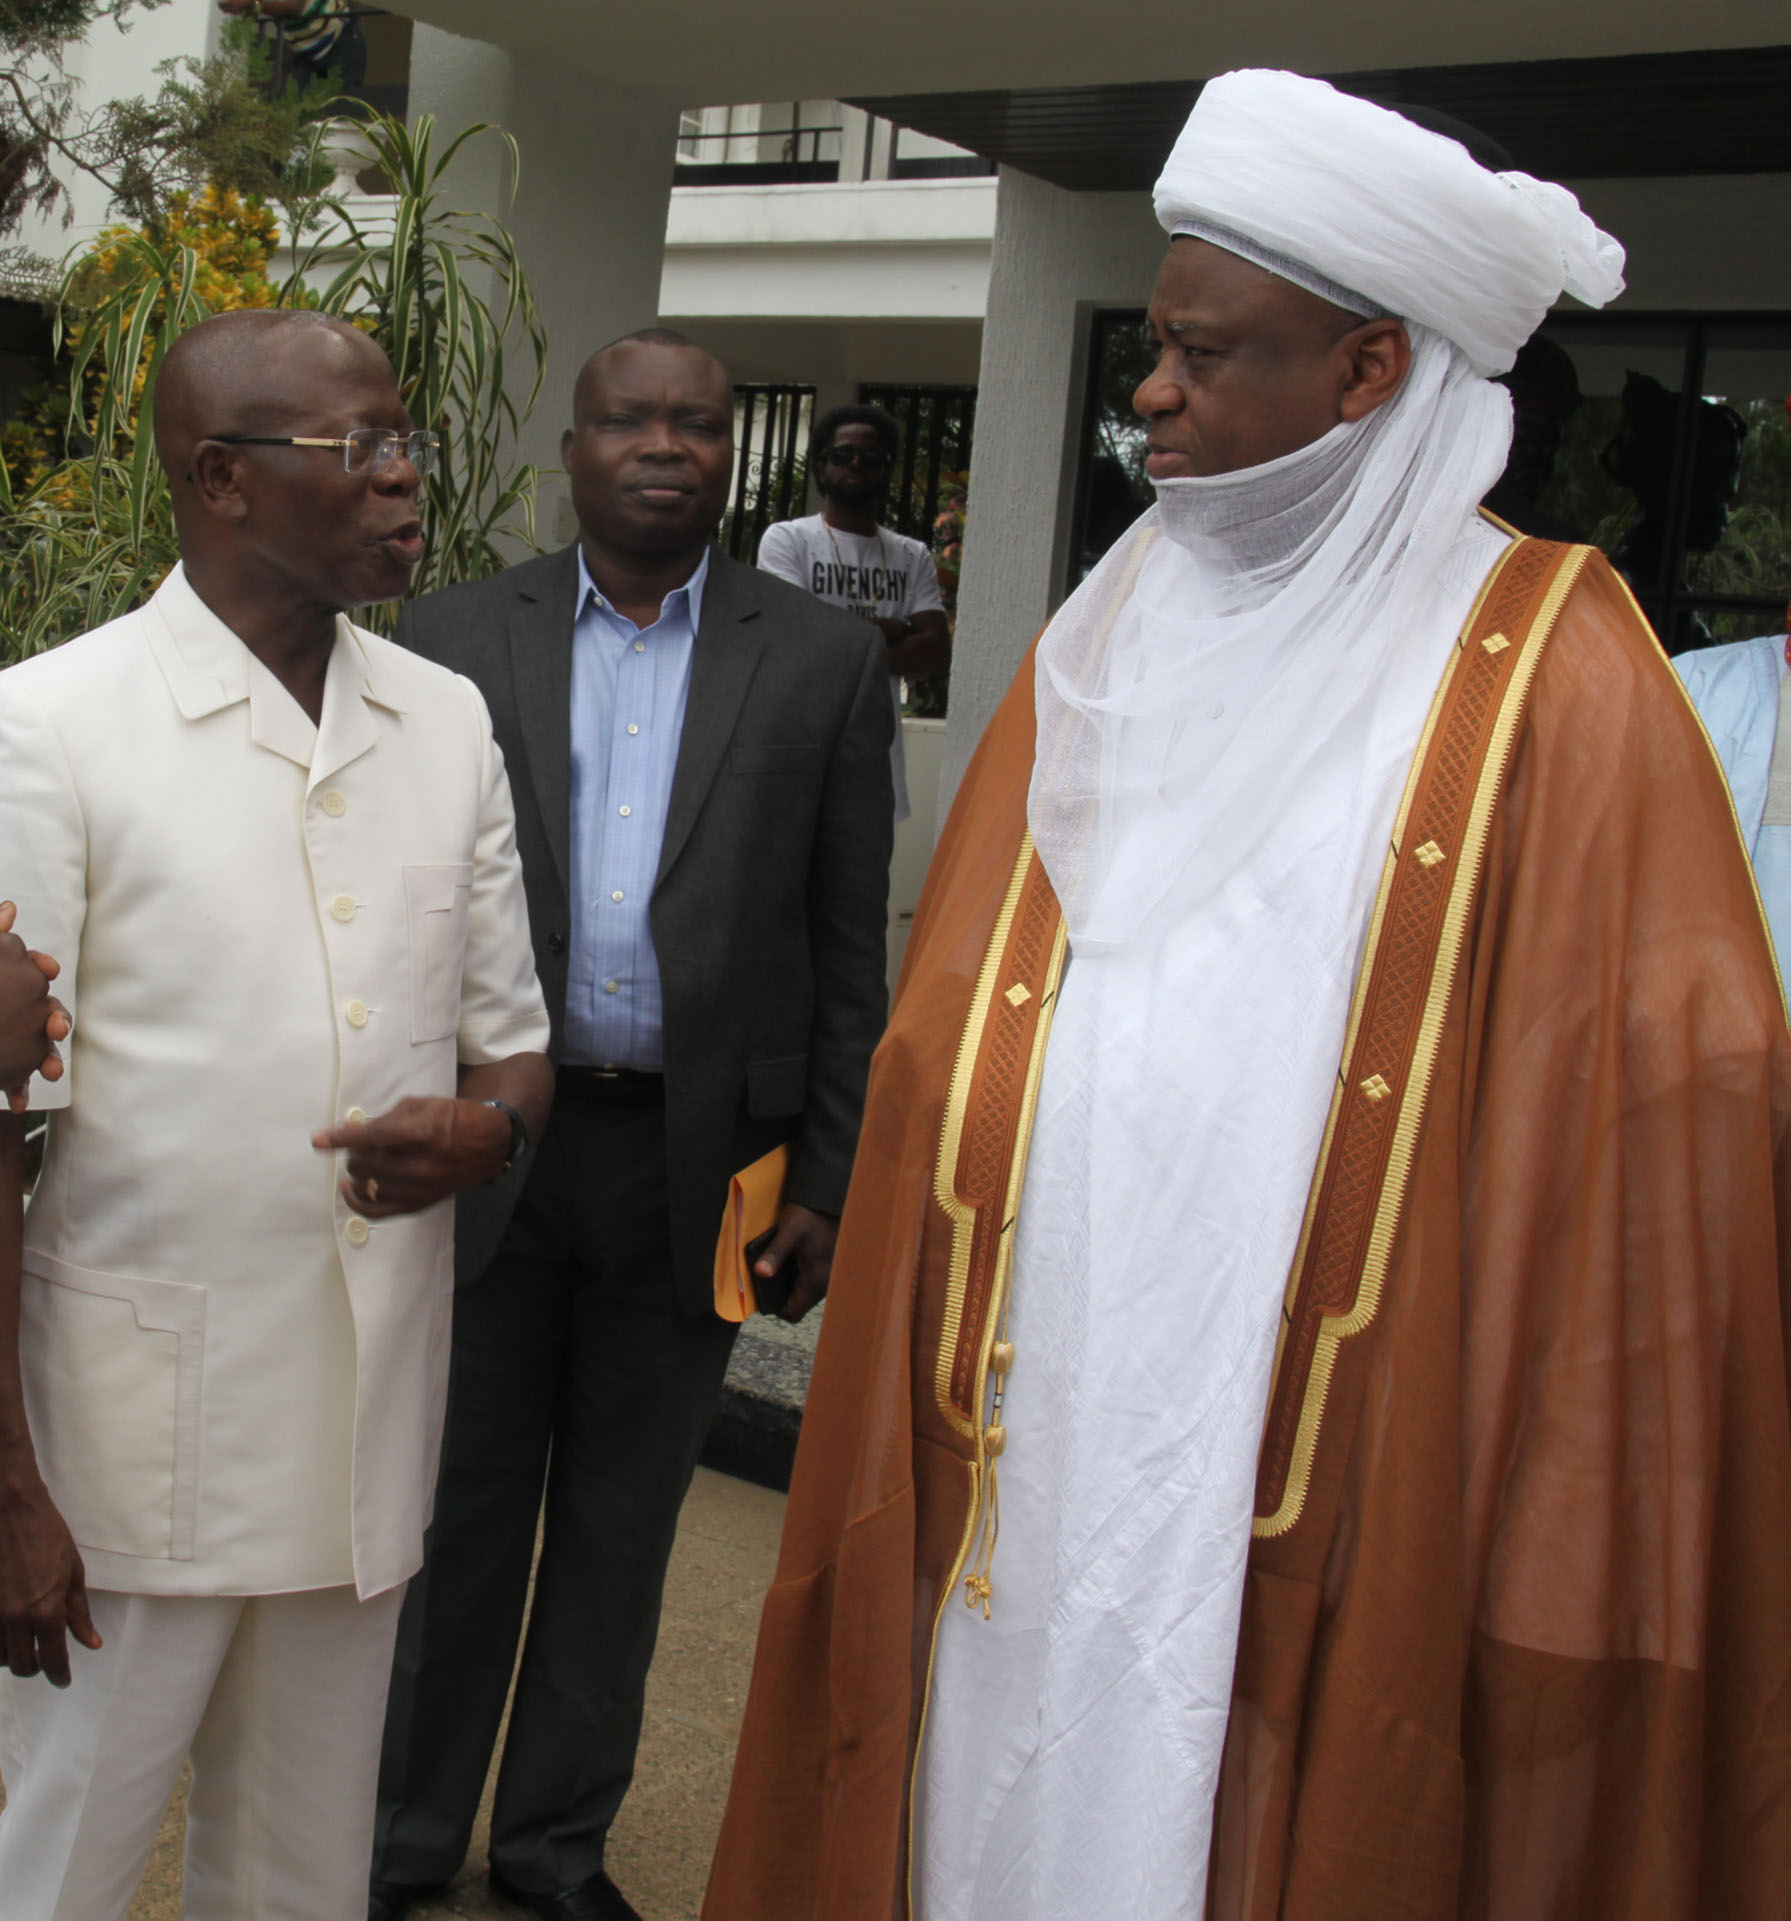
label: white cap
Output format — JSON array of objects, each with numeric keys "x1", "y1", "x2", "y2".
[{"x1": 1153, "y1": 69, "x2": 1626, "y2": 376}]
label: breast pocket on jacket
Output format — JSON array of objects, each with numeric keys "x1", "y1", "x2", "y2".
[
  {"x1": 19, "y1": 1253, "x2": 206, "y2": 1562},
  {"x1": 405, "y1": 862, "x2": 475, "y2": 1044}
]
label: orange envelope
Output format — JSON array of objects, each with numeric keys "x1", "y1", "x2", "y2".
[{"x1": 713, "y1": 1142, "x2": 789, "y2": 1321}]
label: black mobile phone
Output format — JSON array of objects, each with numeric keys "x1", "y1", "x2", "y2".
[{"x1": 745, "y1": 1227, "x2": 793, "y2": 1316}]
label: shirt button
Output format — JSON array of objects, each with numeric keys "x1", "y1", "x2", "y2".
[
  {"x1": 626, "y1": 723, "x2": 640, "y2": 736},
  {"x1": 320, "y1": 790, "x2": 347, "y2": 817},
  {"x1": 618, "y1": 804, "x2": 632, "y2": 818},
  {"x1": 345, "y1": 1000, "x2": 369, "y2": 1028},
  {"x1": 604, "y1": 979, "x2": 620, "y2": 994},
  {"x1": 633, "y1": 640, "x2": 645, "y2": 653},
  {"x1": 345, "y1": 1106, "x2": 368, "y2": 1123},
  {"x1": 611, "y1": 890, "x2": 624, "y2": 903},
  {"x1": 331, "y1": 894, "x2": 356, "y2": 922},
  {"x1": 346, "y1": 1216, "x2": 370, "y2": 1246}
]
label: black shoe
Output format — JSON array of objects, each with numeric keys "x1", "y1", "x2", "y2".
[
  {"x1": 368, "y1": 1882, "x2": 443, "y2": 1921},
  {"x1": 488, "y1": 1864, "x2": 644, "y2": 1921}
]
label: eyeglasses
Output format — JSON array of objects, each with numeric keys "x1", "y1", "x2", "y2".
[
  {"x1": 821, "y1": 444, "x2": 891, "y2": 471},
  {"x1": 210, "y1": 429, "x2": 441, "y2": 477}
]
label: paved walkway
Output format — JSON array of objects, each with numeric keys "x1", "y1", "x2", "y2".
[{"x1": 80, "y1": 1467, "x2": 787, "y2": 1921}]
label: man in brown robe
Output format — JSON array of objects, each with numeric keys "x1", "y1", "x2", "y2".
[{"x1": 706, "y1": 71, "x2": 1791, "y2": 1921}]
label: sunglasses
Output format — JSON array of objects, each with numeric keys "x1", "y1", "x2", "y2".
[{"x1": 821, "y1": 445, "x2": 891, "y2": 471}]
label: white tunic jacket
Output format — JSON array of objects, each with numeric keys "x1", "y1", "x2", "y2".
[{"x1": 0, "y1": 566, "x2": 549, "y2": 1600}]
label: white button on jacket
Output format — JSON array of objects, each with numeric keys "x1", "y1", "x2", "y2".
[{"x1": 0, "y1": 566, "x2": 549, "y2": 1601}]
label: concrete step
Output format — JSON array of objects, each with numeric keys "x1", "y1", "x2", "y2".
[{"x1": 699, "y1": 1303, "x2": 820, "y2": 1492}]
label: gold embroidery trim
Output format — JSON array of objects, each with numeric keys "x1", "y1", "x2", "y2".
[
  {"x1": 1253, "y1": 541, "x2": 1590, "y2": 1539},
  {"x1": 1251, "y1": 533, "x2": 1513, "y2": 1498},
  {"x1": 908, "y1": 856, "x2": 1069, "y2": 1919},
  {"x1": 930, "y1": 836, "x2": 1037, "y2": 1438},
  {"x1": 959, "y1": 912, "x2": 1069, "y2": 1613}
]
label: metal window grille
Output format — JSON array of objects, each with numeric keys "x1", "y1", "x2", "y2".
[
  {"x1": 725, "y1": 384, "x2": 816, "y2": 562},
  {"x1": 856, "y1": 384, "x2": 977, "y2": 545},
  {"x1": 672, "y1": 113, "x2": 843, "y2": 184}
]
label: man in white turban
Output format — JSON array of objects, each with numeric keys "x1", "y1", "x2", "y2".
[{"x1": 704, "y1": 71, "x2": 1791, "y2": 1921}]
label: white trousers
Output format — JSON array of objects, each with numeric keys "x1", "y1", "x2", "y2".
[{"x1": 0, "y1": 1583, "x2": 404, "y2": 1921}]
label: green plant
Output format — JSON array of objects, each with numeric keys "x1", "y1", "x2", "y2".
[
  {"x1": 0, "y1": 112, "x2": 546, "y2": 660},
  {"x1": 1, "y1": 6, "x2": 325, "y2": 290},
  {"x1": 309, "y1": 114, "x2": 546, "y2": 608},
  {"x1": 0, "y1": 449, "x2": 175, "y2": 655}
]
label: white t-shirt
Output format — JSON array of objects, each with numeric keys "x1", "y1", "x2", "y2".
[{"x1": 757, "y1": 514, "x2": 946, "y2": 822}]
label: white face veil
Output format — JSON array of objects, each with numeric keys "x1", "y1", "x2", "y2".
[{"x1": 1030, "y1": 321, "x2": 1514, "y2": 947}]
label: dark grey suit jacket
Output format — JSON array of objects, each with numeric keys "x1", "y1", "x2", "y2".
[{"x1": 397, "y1": 544, "x2": 894, "y2": 1316}]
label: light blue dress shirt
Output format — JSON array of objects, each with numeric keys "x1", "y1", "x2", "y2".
[
  {"x1": 562, "y1": 545, "x2": 707, "y2": 1069},
  {"x1": 1675, "y1": 630, "x2": 1791, "y2": 970}
]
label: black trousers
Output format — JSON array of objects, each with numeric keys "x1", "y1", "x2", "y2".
[{"x1": 372, "y1": 1090, "x2": 739, "y2": 1893}]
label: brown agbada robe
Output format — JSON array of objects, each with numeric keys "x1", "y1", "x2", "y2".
[{"x1": 704, "y1": 544, "x2": 1791, "y2": 1921}]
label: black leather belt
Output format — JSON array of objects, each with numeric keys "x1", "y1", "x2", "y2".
[{"x1": 555, "y1": 1064, "x2": 665, "y2": 1107}]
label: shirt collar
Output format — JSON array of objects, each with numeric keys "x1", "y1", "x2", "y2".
[
  {"x1": 144, "y1": 562, "x2": 401, "y2": 780},
  {"x1": 144, "y1": 562, "x2": 405, "y2": 721},
  {"x1": 575, "y1": 543, "x2": 710, "y2": 636}
]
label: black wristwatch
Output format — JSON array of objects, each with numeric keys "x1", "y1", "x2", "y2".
[{"x1": 481, "y1": 1098, "x2": 530, "y2": 1176}]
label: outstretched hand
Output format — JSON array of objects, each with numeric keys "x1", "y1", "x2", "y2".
[
  {"x1": 752, "y1": 1202, "x2": 840, "y2": 1323},
  {"x1": 312, "y1": 1096, "x2": 512, "y2": 1217}
]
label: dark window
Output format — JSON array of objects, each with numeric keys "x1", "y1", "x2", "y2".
[
  {"x1": 1528, "y1": 314, "x2": 1790, "y2": 653},
  {"x1": 1070, "y1": 306, "x2": 1791, "y2": 654},
  {"x1": 1066, "y1": 309, "x2": 1157, "y2": 588},
  {"x1": 723, "y1": 384, "x2": 814, "y2": 563}
]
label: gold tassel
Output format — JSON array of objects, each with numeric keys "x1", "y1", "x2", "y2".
[{"x1": 961, "y1": 1334, "x2": 1014, "y2": 1617}]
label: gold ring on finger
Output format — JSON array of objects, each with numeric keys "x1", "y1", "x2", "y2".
[{"x1": 367, "y1": 1177, "x2": 380, "y2": 1203}]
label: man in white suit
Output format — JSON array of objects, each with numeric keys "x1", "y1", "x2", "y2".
[{"x1": 0, "y1": 310, "x2": 552, "y2": 1918}]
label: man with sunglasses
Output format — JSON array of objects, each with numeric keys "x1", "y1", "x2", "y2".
[
  {"x1": 0, "y1": 309, "x2": 551, "y2": 1916},
  {"x1": 758, "y1": 405, "x2": 950, "y2": 821}
]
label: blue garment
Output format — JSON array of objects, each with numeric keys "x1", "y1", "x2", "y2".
[
  {"x1": 1674, "y1": 631, "x2": 1791, "y2": 970},
  {"x1": 562, "y1": 546, "x2": 707, "y2": 1068}
]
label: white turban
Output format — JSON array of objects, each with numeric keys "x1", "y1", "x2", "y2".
[{"x1": 1152, "y1": 68, "x2": 1625, "y2": 374}]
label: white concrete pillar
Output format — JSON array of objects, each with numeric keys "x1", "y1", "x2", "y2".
[
  {"x1": 406, "y1": 25, "x2": 683, "y2": 545},
  {"x1": 837, "y1": 105, "x2": 872, "y2": 185},
  {"x1": 939, "y1": 166, "x2": 1163, "y2": 811}
]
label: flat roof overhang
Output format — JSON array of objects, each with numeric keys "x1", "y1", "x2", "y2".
[
  {"x1": 854, "y1": 46, "x2": 1791, "y2": 191},
  {"x1": 381, "y1": 0, "x2": 1790, "y2": 106}
]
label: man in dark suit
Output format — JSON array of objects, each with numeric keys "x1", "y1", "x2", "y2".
[{"x1": 369, "y1": 330, "x2": 893, "y2": 1921}]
